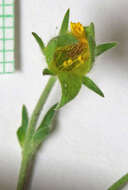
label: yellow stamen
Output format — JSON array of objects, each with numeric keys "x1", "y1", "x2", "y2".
[
  {"x1": 67, "y1": 59, "x2": 73, "y2": 65},
  {"x1": 78, "y1": 55, "x2": 82, "y2": 62},
  {"x1": 70, "y1": 22, "x2": 85, "y2": 40},
  {"x1": 63, "y1": 59, "x2": 73, "y2": 68}
]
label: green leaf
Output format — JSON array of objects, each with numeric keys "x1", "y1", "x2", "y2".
[
  {"x1": 95, "y1": 42, "x2": 117, "y2": 56},
  {"x1": 32, "y1": 104, "x2": 57, "y2": 146},
  {"x1": 82, "y1": 76, "x2": 104, "y2": 97},
  {"x1": 43, "y1": 68, "x2": 55, "y2": 75},
  {"x1": 32, "y1": 32, "x2": 45, "y2": 53},
  {"x1": 85, "y1": 23, "x2": 96, "y2": 71},
  {"x1": 38, "y1": 104, "x2": 57, "y2": 130},
  {"x1": 57, "y1": 72, "x2": 82, "y2": 109},
  {"x1": 17, "y1": 105, "x2": 29, "y2": 147},
  {"x1": 88, "y1": 35, "x2": 95, "y2": 63},
  {"x1": 90, "y1": 22, "x2": 95, "y2": 39},
  {"x1": 32, "y1": 127, "x2": 50, "y2": 146},
  {"x1": 59, "y1": 9, "x2": 70, "y2": 35},
  {"x1": 44, "y1": 33, "x2": 78, "y2": 66},
  {"x1": 86, "y1": 22, "x2": 95, "y2": 40}
]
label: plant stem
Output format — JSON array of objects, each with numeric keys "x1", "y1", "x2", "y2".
[
  {"x1": 108, "y1": 173, "x2": 128, "y2": 190},
  {"x1": 17, "y1": 76, "x2": 57, "y2": 190},
  {"x1": 26, "y1": 76, "x2": 57, "y2": 140},
  {"x1": 16, "y1": 153, "x2": 32, "y2": 190}
]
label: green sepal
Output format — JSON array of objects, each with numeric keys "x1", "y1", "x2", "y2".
[
  {"x1": 32, "y1": 104, "x2": 57, "y2": 147},
  {"x1": 44, "y1": 38, "x2": 57, "y2": 66},
  {"x1": 85, "y1": 23, "x2": 96, "y2": 71},
  {"x1": 32, "y1": 32, "x2": 45, "y2": 54},
  {"x1": 82, "y1": 76, "x2": 104, "y2": 97},
  {"x1": 43, "y1": 68, "x2": 55, "y2": 75},
  {"x1": 56, "y1": 33, "x2": 78, "y2": 47},
  {"x1": 59, "y1": 9, "x2": 70, "y2": 35},
  {"x1": 57, "y1": 72, "x2": 82, "y2": 109},
  {"x1": 95, "y1": 42, "x2": 117, "y2": 56},
  {"x1": 17, "y1": 105, "x2": 29, "y2": 147},
  {"x1": 86, "y1": 22, "x2": 95, "y2": 40},
  {"x1": 44, "y1": 33, "x2": 78, "y2": 66}
]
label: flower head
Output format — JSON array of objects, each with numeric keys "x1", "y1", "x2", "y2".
[
  {"x1": 32, "y1": 9, "x2": 117, "y2": 108},
  {"x1": 49, "y1": 21, "x2": 90, "y2": 77}
]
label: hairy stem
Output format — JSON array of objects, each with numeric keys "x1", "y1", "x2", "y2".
[
  {"x1": 17, "y1": 76, "x2": 56, "y2": 190},
  {"x1": 26, "y1": 76, "x2": 57, "y2": 140},
  {"x1": 16, "y1": 153, "x2": 32, "y2": 190}
]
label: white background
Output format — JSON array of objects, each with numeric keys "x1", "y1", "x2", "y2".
[{"x1": 0, "y1": 0, "x2": 128, "y2": 189}]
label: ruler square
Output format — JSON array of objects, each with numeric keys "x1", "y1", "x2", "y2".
[
  {"x1": 5, "y1": 39, "x2": 14, "y2": 49},
  {"x1": 5, "y1": 63, "x2": 14, "y2": 72},
  {"x1": 5, "y1": 17, "x2": 13, "y2": 27},
  {"x1": 5, "y1": 28, "x2": 13, "y2": 38},
  {"x1": 5, "y1": 51, "x2": 13, "y2": 61},
  {"x1": 5, "y1": 6, "x2": 13, "y2": 15}
]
